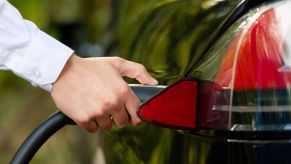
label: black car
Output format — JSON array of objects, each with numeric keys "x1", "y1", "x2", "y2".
[
  {"x1": 11, "y1": 0, "x2": 291, "y2": 164},
  {"x1": 104, "y1": 0, "x2": 291, "y2": 163}
]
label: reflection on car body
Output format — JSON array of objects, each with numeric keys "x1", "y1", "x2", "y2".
[{"x1": 103, "y1": 0, "x2": 291, "y2": 164}]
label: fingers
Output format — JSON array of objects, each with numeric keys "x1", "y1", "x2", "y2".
[
  {"x1": 111, "y1": 104, "x2": 129, "y2": 128},
  {"x1": 81, "y1": 93, "x2": 130, "y2": 131},
  {"x1": 113, "y1": 57, "x2": 158, "y2": 85},
  {"x1": 85, "y1": 121, "x2": 98, "y2": 133},
  {"x1": 51, "y1": 56, "x2": 153, "y2": 133},
  {"x1": 109, "y1": 57, "x2": 156, "y2": 125},
  {"x1": 124, "y1": 88, "x2": 142, "y2": 126},
  {"x1": 96, "y1": 116, "x2": 113, "y2": 131},
  {"x1": 77, "y1": 118, "x2": 99, "y2": 133},
  {"x1": 86, "y1": 109, "x2": 128, "y2": 132},
  {"x1": 93, "y1": 83, "x2": 141, "y2": 127}
]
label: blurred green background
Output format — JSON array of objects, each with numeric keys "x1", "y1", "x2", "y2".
[{"x1": 0, "y1": 0, "x2": 114, "y2": 163}]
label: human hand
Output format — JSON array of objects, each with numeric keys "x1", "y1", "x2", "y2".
[{"x1": 51, "y1": 55, "x2": 158, "y2": 132}]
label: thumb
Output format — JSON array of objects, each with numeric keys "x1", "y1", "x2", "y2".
[{"x1": 116, "y1": 59, "x2": 158, "y2": 85}]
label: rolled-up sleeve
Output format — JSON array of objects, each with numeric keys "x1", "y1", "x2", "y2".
[{"x1": 0, "y1": 0, "x2": 74, "y2": 91}]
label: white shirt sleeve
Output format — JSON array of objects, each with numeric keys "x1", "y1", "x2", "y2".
[{"x1": 0, "y1": 0, "x2": 74, "y2": 91}]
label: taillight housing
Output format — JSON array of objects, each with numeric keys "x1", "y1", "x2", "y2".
[{"x1": 138, "y1": 1, "x2": 291, "y2": 131}]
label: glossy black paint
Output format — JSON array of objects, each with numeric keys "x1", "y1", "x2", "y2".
[
  {"x1": 103, "y1": 0, "x2": 291, "y2": 164},
  {"x1": 115, "y1": 0, "x2": 242, "y2": 84}
]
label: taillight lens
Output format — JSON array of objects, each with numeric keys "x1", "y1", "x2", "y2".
[
  {"x1": 138, "y1": 79, "x2": 198, "y2": 130},
  {"x1": 138, "y1": 78, "x2": 228, "y2": 130},
  {"x1": 139, "y1": 1, "x2": 291, "y2": 131},
  {"x1": 216, "y1": 8, "x2": 289, "y2": 90}
]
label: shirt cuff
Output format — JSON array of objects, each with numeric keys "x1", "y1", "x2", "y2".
[{"x1": 3, "y1": 30, "x2": 74, "y2": 92}]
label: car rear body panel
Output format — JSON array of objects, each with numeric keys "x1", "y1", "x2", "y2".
[{"x1": 102, "y1": 0, "x2": 291, "y2": 164}]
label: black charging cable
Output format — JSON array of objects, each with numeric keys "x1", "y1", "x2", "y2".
[{"x1": 10, "y1": 112, "x2": 75, "y2": 164}]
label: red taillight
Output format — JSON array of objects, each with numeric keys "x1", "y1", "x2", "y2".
[
  {"x1": 138, "y1": 79, "x2": 227, "y2": 130},
  {"x1": 138, "y1": 79, "x2": 198, "y2": 130},
  {"x1": 216, "y1": 9, "x2": 291, "y2": 90},
  {"x1": 138, "y1": 3, "x2": 291, "y2": 131}
]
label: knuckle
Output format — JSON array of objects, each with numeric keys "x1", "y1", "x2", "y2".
[
  {"x1": 102, "y1": 96, "x2": 118, "y2": 108},
  {"x1": 112, "y1": 56, "x2": 124, "y2": 65},
  {"x1": 92, "y1": 106, "x2": 108, "y2": 118},
  {"x1": 90, "y1": 103, "x2": 103, "y2": 115},
  {"x1": 137, "y1": 64, "x2": 146, "y2": 72},
  {"x1": 94, "y1": 110, "x2": 104, "y2": 118},
  {"x1": 118, "y1": 84, "x2": 130, "y2": 96},
  {"x1": 76, "y1": 115, "x2": 91, "y2": 125}
]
